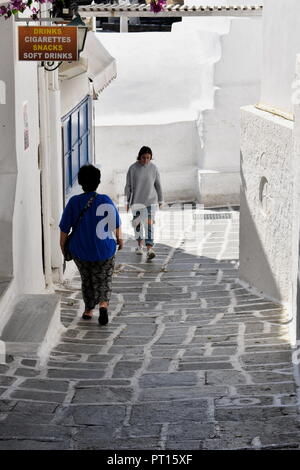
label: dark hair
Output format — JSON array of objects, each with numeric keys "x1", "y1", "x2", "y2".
[
  {"x1": 78, "y1": 164, "x2": 101, "y2": 192},
  {"x1": 137, "y1": 146, "x2": 153, "y2": 160}
]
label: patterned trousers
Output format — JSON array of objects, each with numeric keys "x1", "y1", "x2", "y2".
[{"x1": 74, "y1": 255, "x2": 115, "y2": 311}]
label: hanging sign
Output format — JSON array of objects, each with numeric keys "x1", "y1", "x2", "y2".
[{"x1": 18, "y1": 26, "x2": 78, "y2": 62}]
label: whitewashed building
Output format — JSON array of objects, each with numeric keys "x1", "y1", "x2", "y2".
[
  {"x1": 239, "y1": 0, "x2": 300, "y2": 345},
  {"x1": 92, "y1": 0, "x2": 262, "y2": 206},
  {"x1": 0, "y1": 12, "x2": 116, "y2": 361}
]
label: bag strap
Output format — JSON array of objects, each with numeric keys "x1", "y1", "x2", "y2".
[{"x1": 71, "y1": 192, "x2": 97, "y2": 235}]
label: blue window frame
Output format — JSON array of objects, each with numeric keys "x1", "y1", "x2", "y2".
[{"x1": 62, "y1": 96, "x2": 92, "y2": 194}]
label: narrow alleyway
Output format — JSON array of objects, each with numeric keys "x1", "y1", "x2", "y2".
[{"x1": 0, "y1": 205, "x2": 299, "y2": 450}]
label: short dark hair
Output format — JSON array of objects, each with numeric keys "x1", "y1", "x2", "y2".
[
  {"x1": 78, "y1": 164, "x2": 101, "y2": 192},
  {"x1": 137, "y1": 146, "x2": 153, "y2": 160}
]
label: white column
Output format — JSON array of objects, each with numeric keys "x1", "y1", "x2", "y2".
[
  {"x1": 48, "y1": 70, "x2": 64, "y2": 282},
  {"x1": 38, "y1": 66, "x2": 54, "y2": 290},
  {"x1": 120, "y1": 16, "x2": 128, "y2": 32}
]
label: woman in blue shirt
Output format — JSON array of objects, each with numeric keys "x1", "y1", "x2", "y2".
[{"x1": 59, "y1": 165, "x2": 123, "y2": 325}]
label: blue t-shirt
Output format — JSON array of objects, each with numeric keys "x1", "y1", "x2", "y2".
[{"x1": 59, "y1": 192, "x2": 121, "y2": 262}]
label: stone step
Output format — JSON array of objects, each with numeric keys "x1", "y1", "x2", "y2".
[
  {"x1": 0, "y1": 294, "x2": 65, "y2": 364},
  {"x1": 0, "y1": 277, "x2": 11, "y2": 298}
]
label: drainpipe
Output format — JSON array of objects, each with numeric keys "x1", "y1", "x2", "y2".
[
  {"x1": 48, "y1": 69, "x2": 64, "y2": 283},
  {"x1": 38, "y1": 66, "x2": 54, "y2": 291}
]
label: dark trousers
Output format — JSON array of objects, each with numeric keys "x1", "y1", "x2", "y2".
[{"x1": 74, "y1": 255, "x2": 115, "y2": 310}]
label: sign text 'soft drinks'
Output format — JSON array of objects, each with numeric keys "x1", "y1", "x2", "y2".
[{"x1": 18, "y1": 26, "x2": 78, "y2": 61}]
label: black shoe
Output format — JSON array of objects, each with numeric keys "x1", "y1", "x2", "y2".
[
  {"x1": 82, "y1": 311, "x2": 93, "y2": 320},
  {"x1": 98, "y1": 307, "x2": 108, "y2": 325}
]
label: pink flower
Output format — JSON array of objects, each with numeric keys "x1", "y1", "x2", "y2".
[
  {"x1": 0, "y1": 0, "x2": 56, "y2": 18},
  {"x1": 11, "y1": 0, "x2": 22, "y2": 8},
  {"x1": 150, "y1": 0, "x2": 166, "y2": 13},
  {"x1": 0, "y1": 4, "x2": 12, "y2": 18}
]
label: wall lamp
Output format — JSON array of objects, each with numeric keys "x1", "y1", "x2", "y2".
[{"x1": 43, "y1": 14, "x2": 88, "y2": 72}]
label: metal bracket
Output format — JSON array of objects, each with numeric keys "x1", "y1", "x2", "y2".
[{"x1": 42, "y1": 61, "x2": 63, "y2": 71}]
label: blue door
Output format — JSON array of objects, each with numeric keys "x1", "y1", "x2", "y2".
[{"x1": 62, "y1": 96, "x2": 92, "y2": 194}]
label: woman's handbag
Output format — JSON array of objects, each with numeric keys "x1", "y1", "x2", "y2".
[
  {"x1": 63, "y1": 234, "x2": 74, "y2": 261},
  {"x1": 63, "y1": 193, "x2": 97, "y2": 262}
]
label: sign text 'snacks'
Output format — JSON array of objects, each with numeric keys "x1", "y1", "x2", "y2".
[{"x1": 18, "y1": 26, "x2": 78, "y2": 62}]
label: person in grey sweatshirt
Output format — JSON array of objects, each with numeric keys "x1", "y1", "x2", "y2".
[{"x1": 125, "y1": 146, "x2": 163, "y2": 260}]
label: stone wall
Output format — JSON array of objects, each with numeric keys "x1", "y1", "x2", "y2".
[
  {"x1": 238, "y1": 1, "x2": 300, "y2": 346},
  {"x1": 239, "y1": 105, "x2": 296, "y2": 343}
]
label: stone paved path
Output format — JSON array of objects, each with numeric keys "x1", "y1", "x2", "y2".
[{"x1": 0, "y1": 206, "x2": 300, "y2": 450}]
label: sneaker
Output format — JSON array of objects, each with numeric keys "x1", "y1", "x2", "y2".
[
  {"x1": 98, "y1": 307, "x2": 108, "y2": 325},
  {"x1": 135, "y1": 246, "x2": 144, "y2": 255},
  {"x1": 147, "y1": 248, "x2": 156, "y2": 260}
]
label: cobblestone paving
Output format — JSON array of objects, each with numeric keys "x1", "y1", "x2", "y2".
[{"x1": 0, "y1": 207, "x2": 300, "y2": 450}]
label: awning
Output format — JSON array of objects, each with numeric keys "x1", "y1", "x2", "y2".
[
  {"x1": 81, "y1": 31, "x2": 117, "y2": 99},
  {"x1": 58, "y1": 31, "x2": 117, "y2": 99}
]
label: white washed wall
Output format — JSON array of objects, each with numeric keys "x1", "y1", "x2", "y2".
[
  {"x1": 239, "y1": 1, "x2": 300, "y2": 345},
  {"x1": 174, "y1": 16, "x2": 262, "y2": 205},
  {"x1": 13, "y1": 27, "x2": 44, "y2": 295},
  {"x1": 0, "y1": 19, "x2": 16, "y2": 280},
  {"x1": 261, "y1": 0, "x2": 300, "y2": 115},
  {"x1": 240, "y1": 106, "x2": 294, "y2": 305},
  {"x1": 201, "y1": 18, "x2": 262, "y2": 171},
  {"x1": 97, "y1": 120, "x2": 201, "y2": 203},
  {"x1": 0, "y1": 19, "x2": 45, "y2": 329},
  {"x1": 60, "y1": 74, "x2": 90, "y2": 118},
  {"x1": 94, "y1": 29, "x2": 219, "y2": 202},
  {"x1": 94, "y1": 15, "x2": 262, "y2": 205}
]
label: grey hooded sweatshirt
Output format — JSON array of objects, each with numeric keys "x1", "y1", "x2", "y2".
[{"x1": 125, "y1": 161, "x2": 163, "y2": 208}]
